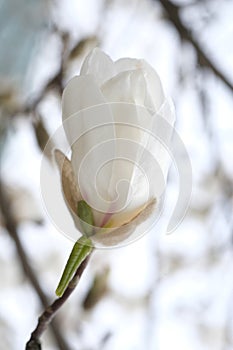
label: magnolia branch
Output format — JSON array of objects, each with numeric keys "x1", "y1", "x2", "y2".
[
  {"x1": 159, "y1": 0, "x2": 233, "y2": 93},
  {"x1": 0, "y1": 181, "x2": 71, "y2": 350},
  {"x1": 26, "y1": 254, "x2": 92, "y2": 350}
]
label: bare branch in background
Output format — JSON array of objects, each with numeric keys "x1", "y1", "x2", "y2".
[
  {"x1": 82, "y1": 266, "x2": 109, "y2": 310},
  {"x1": 159, "y1": 0, "x2": 233, "y2": 238},
  {"x1": 16, "y1": 34, "x2": 99, "y2": 120},
  {"x1": 0, "y1": 181, "x2": 72, "y2": 350},
  {"x1": 26, "y1": 254, "x2": 92, "y2": 350},
  {"x1": 32, "y1": 115, "x2": 54, "y2": 161},
  {"x1": 159, "y1": 0, "x2": 233, "y2": 93}
]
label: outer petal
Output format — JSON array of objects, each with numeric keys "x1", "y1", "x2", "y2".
[
  {"x1": 80, "y1": 47, "x2": 116, "y2": 85},
  {"x1": 62, "y1": 75, "x2": 119, "y2": 227},
  {"x1": 149, "y1": 98, "x2": 176, "y2": 178},
  {"x1": 62, "y1": 75, "x2": 107, "y2": 145},
  {"x1": 115, "y1": 58, "x2": 165, "y2": 112},
  {"x1": 68, "y1": 109, "x2": 117, "y2": 227},
  {"x1": 132, "y1": 99, "x2": 176, "y2": 201}
]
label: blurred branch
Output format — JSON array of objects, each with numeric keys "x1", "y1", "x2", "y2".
[
  {"x1": 0, "y1": 180, "x2": 71, "y2": 350},
  {"x1": 23, "y1": 30, "x2": 68, "y2": 115},
  {"x1": 32, "y1": 115, "x2": 54, "y2": 161},
  {"x1": 26, "y1": 254, "x2": 92, "y2": 350},
  {"x1": 69, "y1": 36, "x2": 99, "y2": 61},
  {"x1": 22, "y1": 34, "x2": 98, "y2": 118},
  {"x1": 25, "y1": 64, "x2": 63, "y2": 116},
  {"x1": 82, "y1": 266, "x2": 109, "y2": 310},
  {"x1": 159, "y1": 0, "x2": 233, "y2": 93}
]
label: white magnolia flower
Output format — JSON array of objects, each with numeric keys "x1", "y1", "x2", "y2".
[{"x1": 56, "y1": 48, "x2": 175, "y2": 246}]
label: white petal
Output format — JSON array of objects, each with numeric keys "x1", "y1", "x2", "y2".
[
  {"x1": 158, "y1": 97, "x2": 176, "y2": 127},
  {"x1": 150, "y1": 99, "x2": 176, "y2": 173},
  {"x1": 69, "y1": 105, "x2": 117, "y2": 227},
  {"x1": 62, "y1": 75, "x2": 118, "y2": 227},
  {"x1": 135, "y1": 99, "x2": 176, "y2": 199},
  {"x1": 115, "y1": 58, "x2": 165, "y2": 111},
  {"x1": 100, "y1": 104, "x2": 153, "y2": 216},
  {"x1": 62, "y1": 74, "x2": 107, "y2": 146},
  {"x1": 101, "y1": 70, "x2": 149, "y2": 203},
  {"x1": 62, "y1": 75, "x2": 105, "y2": 119},
  {"x1": 115, "y1": 57, "x2": 143, "y2": 72},
  {"x1": 80, "y1": 48, "x2": 115, "y2": 85},
  {"x1": 101, "y1": 70, "x2": 146, "y2": 201},
  {"x1": 101, "y1": 69, "x2": 147, "y2": 106},
  {"x1": 114, "y1": 100, "x2": 176, "y2": 208}
]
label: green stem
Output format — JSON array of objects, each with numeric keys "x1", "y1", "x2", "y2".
[{"x1": 56, "y1": 236, "x2": 93, "y2": 297}]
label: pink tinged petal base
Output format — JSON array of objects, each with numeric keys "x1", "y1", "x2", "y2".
[{"x1": 93, "y1": 199, "x2": 156, "y2": 247}]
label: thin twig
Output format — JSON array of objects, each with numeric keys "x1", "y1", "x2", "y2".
[
  {"x1": 0, "y1": 180, "x2": 71, "y2": 350},
  {"x1": 159, "y1": 0, "x2": 233, "y2": 92},
  {"x1": 26, "y1": 254, "x2": 92, "y2": 350}
]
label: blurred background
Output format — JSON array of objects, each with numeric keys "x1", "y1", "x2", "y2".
[{"x1": 0, "y1": 0, "x2": 233, "y2": 349}]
